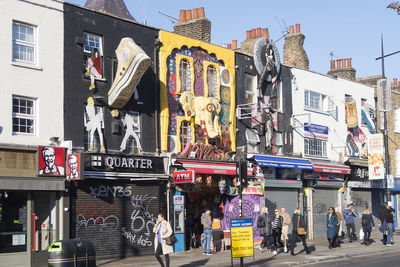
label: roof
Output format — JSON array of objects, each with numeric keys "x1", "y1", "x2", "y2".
[{"x1": 84, "y1": 0, "x2": 135, "y2": 21}]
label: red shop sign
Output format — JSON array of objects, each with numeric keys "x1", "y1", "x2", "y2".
[{"x1": 173, "y1": 170, "x2": 195, "y2": 183}]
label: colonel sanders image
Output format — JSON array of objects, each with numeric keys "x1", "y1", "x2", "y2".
[
  {"x1": 39, "y1": 147, "x2": 65, "y2": 175},
  {"x1": 66, "y1": 154, "x2": 80, "y2": 180}
]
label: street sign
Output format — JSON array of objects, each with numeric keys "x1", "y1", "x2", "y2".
[{"x1": 230, "y1": 218, "x2": 254, "y2": 258}]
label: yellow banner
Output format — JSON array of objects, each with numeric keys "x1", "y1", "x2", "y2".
[{"x1": 230, "y1": 218, "x2": 254, "y2": 258}]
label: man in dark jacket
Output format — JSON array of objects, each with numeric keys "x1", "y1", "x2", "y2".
[
  {"x1": 342, "y1": 204, "x2": 357, "y2": 242},
  {"x1": 290, "y1": 208, "x2": 310, "y2": 255},
  {"x1": 379, "y1": 202, "x2": 389, "y2": 245}
]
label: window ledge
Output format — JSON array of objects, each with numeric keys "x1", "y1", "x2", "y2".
[
  {"x1": 304, "y1": 155, "x2": 329, "y2": 160},
  {"x1": 304, "y1": 107, "x2": 330, "y2": 116},
  {"x1": 11, "y1": 62, "x2": 42, "y2": 71}
]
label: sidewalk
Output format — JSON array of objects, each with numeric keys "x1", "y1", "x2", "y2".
[{"x1": 97, "y1": 231, "x2": 399, "y2": 267}]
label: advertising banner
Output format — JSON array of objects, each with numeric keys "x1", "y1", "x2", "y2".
[
  {"x1": 367, "y1": 134, "x2": 384, "y2": 180},
  {"x1": 230, "y1": 218, "x2": 254, "y2": 258}
]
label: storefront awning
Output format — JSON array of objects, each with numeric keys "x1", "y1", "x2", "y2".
[
  {"x1": 251, "y1": 155, "x2": 313, "y2": 170},
  {"x1": 175, "y1": 160, "x2": 237, "y2": 175},
  {"x1": 313, "y1": 163, "x2": 351, "y2": 174}
]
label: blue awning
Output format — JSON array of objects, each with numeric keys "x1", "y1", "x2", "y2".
[{"x1": 252, "y1": 155, "x2": 313, "y2": 170}]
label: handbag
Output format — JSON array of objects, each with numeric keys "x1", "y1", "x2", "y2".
[
  {"x1": 297, "y1": 215, "x2": 307, "y2": 235},
  {"x1": 165, "y1": 234, "x2": 178, "y2": 245}
]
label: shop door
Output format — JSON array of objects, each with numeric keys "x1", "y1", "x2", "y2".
[
  {"x1": 350, "y1": 189, "x2": 372, "y2": 229},
  {"x1": 265, "y1": 188, "x2": 298, "y2": 233},
  {"x1": 74, "y1": 181, "x2": 161, "y2": 259},
  {"x1": 312, "y1": 188, "x2": 337, "y2": 238}
]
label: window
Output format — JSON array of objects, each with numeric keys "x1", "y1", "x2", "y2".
[
  {"x1": 207, "y1": 65, "x2": 218, "y2": 98},
  {"x1": 245, "y1": 74, "x2": 257, "y2": 104},
  {"x1": 12, "y1": 21, "x2": 36, "y2": 64},
  {"x1": 271, "y1": 81, "x2": 282, "y2": 112},
  {"x1": 12, "y1": 96, "x2": 36, "y2": 135},
  {"x1": 394, "y1": 107, "x2": 400, "y2": 133},
  {"x1": 274, "y1": 132, "x2": 283, "y2": 155},
  {"x1": 246, "y1": 128, "x2": 260, "y2": 153},
  {"x1": 179, "y1": 59, "x2": 192, "y2": 92},
  {"x1": 396, "y1": 148, "x2": 400, "y2": 177},
  {"x1": 304, "y1": 90, "x2": 322, "y2": 110},
  {"x1": 180, "y1": 121, "x2": 192, "y2": 151},
  {"x1": 83, "y1": 32, "x2": 103, "y2": 78},
  {"x1": 304, "y1": 138, "x2": 327, "y2": 157}
]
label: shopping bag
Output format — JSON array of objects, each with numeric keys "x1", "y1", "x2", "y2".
[{"x1": 359, "y1": 229, "x2": 364, "y2": 240}]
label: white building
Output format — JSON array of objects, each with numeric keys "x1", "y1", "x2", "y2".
[{"x1": 0, "y1": 1, "x2": 65, "y2": 266}]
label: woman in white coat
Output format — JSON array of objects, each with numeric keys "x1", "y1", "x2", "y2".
[{"x1": 153, "y1": 213, "x2": 173, "y2": 267}]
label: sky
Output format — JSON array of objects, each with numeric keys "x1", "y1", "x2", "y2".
[{"x1": 67, "y1": 0, "x2": 400, "y2": 83}]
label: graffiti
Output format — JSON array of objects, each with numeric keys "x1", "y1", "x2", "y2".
[
  {"x1": 131, "y1": 194, "x2": 157, "y2": 210},
  {"x1": 76, "y1": 201, "x2": 122, "y2": 219},
  {"x1": 76, "y1": 214, "x2": 119, "y2": 232},
  {"x1": 314, "y1": 203, "x2": 328, "y2": 219},
  {"x1": 89, "y1": 185, "x2": 132, "y2": 198},
  {"x1": 121, "y1": 227, "x2": 153, "y2": 247},
  {"x1": 180, "y1": 142, "x2": 229, "y2": 161}
]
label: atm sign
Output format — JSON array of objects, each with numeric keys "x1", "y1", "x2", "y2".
[{"x1": 173, "y1": 170, "x2": 195, "y2": 183}]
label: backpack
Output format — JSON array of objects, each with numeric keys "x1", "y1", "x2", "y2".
[
  {"x1": 257, "y1": 215, "x2": 266, "y2": 228},
  {"x1": 361, "y1": 215, "x2": 369, "y2": 227}
]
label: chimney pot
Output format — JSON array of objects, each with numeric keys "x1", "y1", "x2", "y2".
[
  {"x1": 394, "y1": 78, "x2": 398, "y2": 86},
  {"x1": 179, "y1": 10, "x2": 186, "y2": 22},
  {"x1": 246, "y1": 30, "x2": 251, "y2": 40},
  {"x1": 193, "y1": 8, "x2": 199, "y2": 19},
  {"x1": 251, "y1": 29, "x2": 256, "y2": 38},
  {"x1": 256, "y1": 27, "x2": 262, "y2": 37},
  {"x1": 342, "y1": 59, "x2": 346, "y2": 68},
  {"x1": 347, "y1": 58, "x2": 352, "y2": 68},
  {"x1": 198, "y1": 7, "x2": 205, "y2": 18},
  {"x1": 330, "y1": 60, "x2": 335, "y2": 70},
  {"x1": 227, "y1": 43, "x2": 232, "y2": 49},
  {"x1": 336, "y1": 59, "x2": 342, "y2": 69},
  {"x1": 289, "y1": 25, "x2": 294, "y2": 34},
  {"x1": 232, "y1": 40, "x2": 237, "y2": 49},
  {"x1": 263, "y1": 28, "x2": 269, "y2": 39},
  {"x1": 391, "y1": 82, "x2": 394, "y2": 88},
  {"x1": 295, "y1": 24, "x2": 300, "y2": 33},
  {"x1": 185, "y1": 10, "x2": 192, "y2": 20}
]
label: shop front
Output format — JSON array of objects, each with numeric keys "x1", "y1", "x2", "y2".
[
  {"x1": 0, "y1": 147, "x2": 67, "y2": 267},
  {"x1": 72, "y1": 153, "x2": 168, "y2": 259}
]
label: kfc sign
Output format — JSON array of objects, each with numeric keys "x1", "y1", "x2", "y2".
[
  {"x1": 37, "y1": 146, "x2": 65, "y2": 177},
  {"x1": 173, "y1": 170, "x2": 195, "y2": 183}
]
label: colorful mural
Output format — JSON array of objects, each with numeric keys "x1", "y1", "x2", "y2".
[{"x1": 159, "y1": 31, "x2": 236, "y2": 153}]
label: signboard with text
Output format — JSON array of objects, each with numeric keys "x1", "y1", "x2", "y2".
[
  {"x1": 230, "y1": 218, "x2": 254, "y2": 258},
  {"x1": 367, "y1": 134, "x2": 384, "y2": 180},
  {"x1": 304, "y1": 123, "x2": 329, "y2": 140},
  {"x1": 173, "y1": 170, "x2": 195, "y2": 183}
]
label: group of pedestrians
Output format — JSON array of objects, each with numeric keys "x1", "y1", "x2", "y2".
[
  {"x1": 257, "y1": 207, "x2": 310, "y2": 255},
  {"x1": 379, "y1": 202, "x2": 396, "y2": 247}
]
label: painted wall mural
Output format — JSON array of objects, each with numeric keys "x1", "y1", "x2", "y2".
[{"x1": 159, "y1": 30, "x2": 236, "y2": 153}]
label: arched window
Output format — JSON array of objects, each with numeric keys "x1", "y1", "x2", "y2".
[
  {"x1": 179, "y1": 59, "x2": 192, "y2": 92},
  {"x1": 207, "y1": 65, "x2": 218, "y2": 97}
]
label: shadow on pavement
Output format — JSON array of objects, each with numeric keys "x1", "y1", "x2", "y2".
[{"x1": 179, "y1": 258, "x2": 210, "y2": 267}]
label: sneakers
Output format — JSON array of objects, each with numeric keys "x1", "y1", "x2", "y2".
[
  {"x1": 206, "y1": 253, "x2": 213, "y2": 256},
  {"x1": 284, "y1": 246, "x2": 287, "y2": 253},
  {"x1": 108, "y1": 37, "x2": 151, "y2": 108},
  {"x1": 272, "y1": 250, "x2": 277, "y2": 255}
]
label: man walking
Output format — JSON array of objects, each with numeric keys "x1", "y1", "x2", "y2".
[
  {"x1": 280, "y1": 208, "x2": 291, "y2": 253},
  {"x1": 343, "y1": 204, "x2": 357, "y2": 242},
  {"x1": 201, "y1": 209, "x2": 212, "y2": 256}
]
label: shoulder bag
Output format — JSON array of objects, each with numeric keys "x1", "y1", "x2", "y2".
[
  {"x1": 297, "y1": 215, "x2": 307, "y2": 235},
  {"x1": 165, "y1": 234, "x2": 178, "y2": 245}
]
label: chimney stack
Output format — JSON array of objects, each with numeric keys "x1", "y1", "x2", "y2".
[
  {"x1": 173, "y1": 7, "x2": 211, "y2": 43},
  {"x1": 232, "y1": 40, "x2": 237, "y2": 50},
  {"x1": 263, "y1": 28, "x2": 269, "y2": 39},
  {"x1": 327, "y1": 58, "x2": 356, "y2": 80},
  {"x1": 227, "y1": 43, "x2": 232, "y2": 49},
  {"x1": 238, "y1": 26, "x2": 271, "y2": 55},
  {"x1": 394, "y1": 78, "x2": 398, "y2": 87},
  {"x1": 283, "y1": 24, "x2": 309, "y2": 69}
]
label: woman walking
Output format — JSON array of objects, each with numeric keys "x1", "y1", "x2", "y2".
[
  {"x1": 361, "y1": 208, "x2": 374, "y2": 245},
  {"x1": 290, "y1": 208, "x2": 310, "y2": 255},
  {"x1": 153, "y1": 213, "x2": 173, "y2": 267},
  {"x1": 386, "y1": 208, "x2": 395, "y2": 247},
  {"x1": 271, "y1": 209, "x2": 283, "y2": 255},
  {"x1": 326, "y1": 207, "x2": 338, "y2": 249},
  {"x1": 257, "y1": 207, "x2": 272, "y2": 251}
]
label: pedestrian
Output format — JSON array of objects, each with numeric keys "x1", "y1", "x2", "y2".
[
  {"x1": 211, "y1": 216, "x2": 222, "y2": 253},
  {"x1": 201, "y1": 209, "x2": 213, "y2": 255},
  {"x1": 326, "y1": 207, "x2": 338, "y2": 249},
  {"x1": 257, "y1": 207, "x2": 272, "y2": 251},
  {"x1": 361, "y1": 208, "x2": 374, "y2": 246},
  {"x1": 386, "y1": 208, "x2": 395, "y2": 247},
  {"x1": 379, "y1": 202, "x2": 389, "y2": 245},
  {"x1": 153, "y1": 213, "x2": 173, "y2": 267},
  {"x1": 334, "y1": 207, "x2": 343, "y2": 247},
  {"x1": 343, "y1": 204, "x2": 357, "y2": 242},
  {"x1": 280, "y1": 207, "x2": 291, "y2": 253},
  {"x1": 271, "y1": 209, "x2": 283, "y2": 255},
  {"x1": 290, "y1": 208, "x2": 310, "y2": 255}
]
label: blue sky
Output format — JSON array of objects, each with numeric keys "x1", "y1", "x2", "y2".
[{"x1": 68, "y1": 0, "x2": 400, "y2": 83}]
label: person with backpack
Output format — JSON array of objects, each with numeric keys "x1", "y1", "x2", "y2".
[
  {"x1": 343, "y1": 204, "x2": 357, "y2": 242},
  {"x1": 257, "y1": 207, "x2": 272, "y2": 251},
  {"x1": 361, "y1": 208, "x2": 374, "y2": 246}
]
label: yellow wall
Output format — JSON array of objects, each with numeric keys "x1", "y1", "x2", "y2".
[{"x1": 159, "y1": 30, "x2": 236, "y2": 152}]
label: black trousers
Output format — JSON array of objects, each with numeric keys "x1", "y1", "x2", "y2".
[
  {"x1": 346, "y1": 223, "x2": 356, "y2": 240},
  {"x1": 155, "y1": 243, "x2": 170, "y2": 267},
  {"x1": 272, "y1": 229, "x2": 282, "y2": 249},
  {"x1": 290, "y1": 231, "x2": 308, "y2": 253},
  {"x1": 363, "y1": 230, "x2": 371, "y2": 244},
  {"x1": 261, "y1": 234, "x2": 270, "y2": 249},
  {"x1": 381, "y1": 220, "x2": 387, "y2": 244}
]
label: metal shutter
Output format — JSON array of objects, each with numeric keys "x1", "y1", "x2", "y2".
[
  {"x1": 73, "y1": 180, "x2": 161, "y2": 259},
  {"x1": 265, "y1": 188, "x2": 298, "y2": 233},
  {"x1": 312, "y1": 188, "x2": 337, "y2": 238},
  {"x1": 350, "y1": 189, "x2": 373, "y2": 230}
]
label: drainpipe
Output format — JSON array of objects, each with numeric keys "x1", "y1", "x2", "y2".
[{"x1": 154, "y1": 37, "x2": 161, "y2": 155}]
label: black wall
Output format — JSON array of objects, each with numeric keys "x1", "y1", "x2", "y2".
[
  {"x1": 235, "y1": 51, "x2": 293, "y2": 156},
  {"x1": 64, "y1": 4, "x2": 159, "y2": 153}
]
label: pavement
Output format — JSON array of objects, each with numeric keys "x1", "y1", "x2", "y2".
[{"x1": 96, "y1": 231, "x2": 399, "y2": 267}]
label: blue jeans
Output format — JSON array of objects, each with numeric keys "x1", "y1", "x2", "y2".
[
  {"x1": 387, "y1": 223, "x2": 394, "y2": 244},
  {"x1": 203, "y1": 229, "x2": 212, "y2": 254}
]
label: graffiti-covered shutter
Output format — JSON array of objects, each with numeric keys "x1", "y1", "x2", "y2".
[
  {"x1": 74, "y1": 180, "x2": 160, "y2": 258},
  {"x1": 350, "y1": 189, "x2": 373, "y2": 229},
  {"x1": 312, "y1": 188, "x2": 337, "y2": 238}
]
